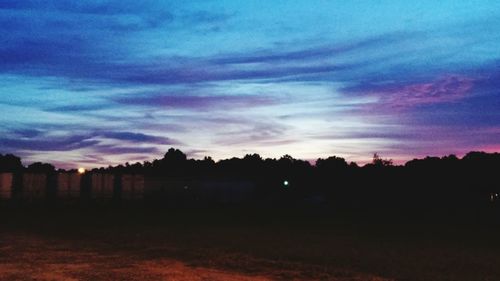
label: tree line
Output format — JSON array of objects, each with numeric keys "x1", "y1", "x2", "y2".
[{"x1": 1, "y1": 149, "x2": 499, "y2": 209}]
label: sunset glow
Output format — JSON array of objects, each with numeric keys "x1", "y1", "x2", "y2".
[{"x1": 1, "y1": 1, "x2": 500, "y2": 168}]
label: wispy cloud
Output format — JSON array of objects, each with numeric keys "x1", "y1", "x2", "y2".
[
  {"x1": 0, "y1": 134, "x2": 98, "y2": 152},
  {"x1": 100, "y1": 131, "x2": 178, "y2": 145},
  {"x1": 90, "y1": 145, "x2": 160, "y2": 155},
  {"x1": 0, "y1": 130, "x2": 178, "y2": 152},
  {"x1": 348, "y1": 75, "x2": 475, "y2": 112},
  {"x1": 113, "y1": 93, "x2": 278, "y2": 109},
  {"x1": 1, "y1": 1, "x2": 500, "y2": 167},
  {"x1": 211, "y1": 32, "x2": 417, "y2": 65}
]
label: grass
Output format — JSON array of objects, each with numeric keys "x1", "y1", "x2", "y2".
[{"x1": 1, "y1": 205, "x2": 500, "y2": 280}]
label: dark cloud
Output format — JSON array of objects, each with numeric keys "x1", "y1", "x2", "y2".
[
  {"x1": 114, "y1": 61, "x2": 365, "y2": 86},
  {"x1": 113, "y1": 93, "x2": 278, "y2": 109},
  {"x1": 0, "y1": 135, "x2": 98, "y2": 151},
  {"x1": 47, "y1": 104, "x2": 112, "y2": 112},
  {"x1": 0, "y1": 3, "x2": 228, "y2": 82},
  {"x1": 1, "y1": 2, "x2": 500, "y2": 167},
  {"x1": 100, "y1": 132, "x2": 178, "y2": 145},
  {"x1": 0, "y1": 15, "x2": 484, "y2": 94},
  {"x1": 0, "y1": 37, "x2": 86, "y2": 65},
  {"x1": 211, "y1": 32, "x2": 416, "y2": 65},
  {"x1": 1, "y1": 2, "x2": 498, "y2": 93},
  {"x1": 0, "y1": 14, "x2": 419, "y2": 87},
  {"x1": 11, "y1": 129, "x2": 44, "y2": 138},
  {"x1": 0, "y1": 129, "x2": 178, "y2": 152},
  {"x1": 181, "y1": 10, "x2": 234, "y2": 26}
]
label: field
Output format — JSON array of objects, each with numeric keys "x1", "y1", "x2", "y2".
[{"x1": 1, "y1": 206, "x2": 500, "y2": 281}]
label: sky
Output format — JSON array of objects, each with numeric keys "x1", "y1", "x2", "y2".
[{"x1": 1, "y1": 0, "x2": 500, "y2": 168}]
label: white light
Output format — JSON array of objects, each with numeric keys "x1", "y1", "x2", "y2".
[
  {"x1": 77, "y1": 167, "x2": 86, "y2": 174},
  {"x1": 283, "y1": 180, "x2": 289, "y2": 186}
]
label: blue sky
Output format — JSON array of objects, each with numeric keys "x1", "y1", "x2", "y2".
[{"x1": 1, "y1": 0, "x2": 500, "y2": 168}]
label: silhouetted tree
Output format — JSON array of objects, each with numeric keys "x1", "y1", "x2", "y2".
[
  {"x1": 371, "y1": 153, "x2": 393, "y2": 167},
  {"x1": 6, "y1": 147, "x2": 500, "y2": 212},
  {"x1": 152, "y1": 148, "x2": 189, "y2": 177},
  {"x1": 26, "y1": 162, "x2": 55, "y2": 173},
  {"x1": 316, "y1": 156, "x2": 348, "y2": 171},
  {"x1": 0, "y1": 154, "x2": 23, "y2": 172},
  {"x1": 163, "y1": 148, "x2": 187, "y2": 163}
]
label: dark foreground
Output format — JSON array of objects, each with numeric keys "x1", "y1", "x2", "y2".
[{"x1": 1, "y1": 206, "x2": 500, "y2": 281}]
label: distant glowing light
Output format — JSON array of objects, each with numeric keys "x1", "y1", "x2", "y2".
[
  {"x1": 78, "y1": 167, "x2": 86, "y2": 174},
  {"x1": 490, "y1": 192, "x2": 499, "y2": 202},
  {"x1": 283, "y1": 180, "x2": 289, "y2": 187}
]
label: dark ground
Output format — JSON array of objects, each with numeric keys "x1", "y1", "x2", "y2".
[{"x1": 1, "y1": 205, "x2": 500, "y2": 281}]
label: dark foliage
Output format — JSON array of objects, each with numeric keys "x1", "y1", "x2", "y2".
[
  {"x1": 1, "y1": 149, "x2": 500, "y2": 210},
  {"x1": 0, "y1": 154, "x2": 23, "y2": 172}
]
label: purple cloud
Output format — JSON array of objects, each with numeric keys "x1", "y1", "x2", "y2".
[
  {"x1": 12, "y1": 129, "x2": 44, "y2": 138},
  {"x1": 0, "y1": 135, "x2": 98, "y2": 152},
  {"x1": 101, "y1": 132, "x2": 178, "y2": 145},
  {"x1": 380, "y1": 75, "x2": 473, "y2": 107},
  {"x1": 343, "y1": 75, "x2": 475, "y2": 114},
  {"x1": 90, "y1": 145, "x2": 160, "y2": 155},
  {"x1": 0, "y1": 130, "x2": 179, "y2": 153}
]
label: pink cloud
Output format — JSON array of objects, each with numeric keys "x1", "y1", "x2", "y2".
[{"x1": 375, "y1": 75, "x2": 474, "y2": 110}]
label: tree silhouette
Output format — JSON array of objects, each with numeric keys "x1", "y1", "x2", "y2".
[
  {"x1": 26, "y1": 162, "x2": 55, "y2": 173},
  {"x1": 0, "y1": 154, "x2": 23, "y2": 172},
  {"x1": 372, "y1": 153, "x2": 393, "y2": 167},
  {"x1": 1, "y1": 148, "x2": 500, "y2": 210}
]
